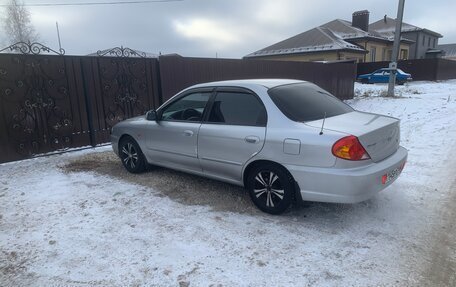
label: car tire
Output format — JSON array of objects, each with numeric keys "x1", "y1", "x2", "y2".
[
  {"x1": 361, "y1": 79, "x2": 369, "y2": 84},
  {"x1": 247, "y1": 164, "x2": 294, "y2": 215},
  {"x1": 119, "y1": 136, "x2": 147, "y2": 173}
]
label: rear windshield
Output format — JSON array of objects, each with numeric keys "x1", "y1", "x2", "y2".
[{"x1": 268, "y1": 83, "x2": 353, "y2": 122}]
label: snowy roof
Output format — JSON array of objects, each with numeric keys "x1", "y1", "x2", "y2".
[
  {"x1": 244, "y1": 25, "x2": 366, "y2": 58},
  {"x1": 321, "y1": 19, "x2": 389, "y2": 41},
  {"x1": 437, "y1": 43, "x2": 456, "y2": 58},
  {"x1": 245, "y1": 18, "x2": 414, "y2": 59},
  {"x1": 369, "y1": 17, "x2": 442, "y2": 38}
]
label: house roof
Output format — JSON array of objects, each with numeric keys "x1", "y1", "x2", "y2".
[
  {"x1": 244, "y1": 25, "x2": 367, "y2": 58},
  {"x1": 321, "y1": 19, "x2": 389, "y2": 41},
  {"x1": 369, "y1": 17, "x2": 443, "y2": 38},
  {"x1": 437, "y1": 43, "x2": 456, "y2": 58},
  {"x1": 245, "y1": 17, "x2": 414, "y2": 59}
]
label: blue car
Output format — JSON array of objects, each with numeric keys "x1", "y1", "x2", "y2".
[{"x1": 358, "y1": 68, "x2": 412, "y2": 85}]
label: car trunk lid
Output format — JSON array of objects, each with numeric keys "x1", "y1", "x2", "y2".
[{"x1": 305, "y1": 111, "x2": 400, "y2": 162}]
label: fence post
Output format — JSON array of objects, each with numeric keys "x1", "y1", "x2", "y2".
[{"x1": 79, "y1": 58, "x2": 96, "y2": 147}]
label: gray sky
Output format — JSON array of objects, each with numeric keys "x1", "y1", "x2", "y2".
[{"x1": 1, "y1": 0, "x2": 456, "y2": 58}]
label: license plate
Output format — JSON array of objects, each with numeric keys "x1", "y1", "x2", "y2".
[{"x1": 383, "y1": 166, "x2": 402, "y2": 184}]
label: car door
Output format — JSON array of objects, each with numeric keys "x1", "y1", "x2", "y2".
[
  {"x1": 382, "y1": 70, "x2": 391, "y2": 83},
  {"x1": 198, "y1": 88, "x2": 267, "y2": 183},
  {"x1": 370, "y1": 70, "x2": 384, "y2": 83},
  {"x1": 146, "y1": 90, "x2": 212, "y2": 173}
]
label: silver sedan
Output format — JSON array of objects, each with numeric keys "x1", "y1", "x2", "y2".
[{"x1": 111, "y1": 79, "x2": 407, "y2": 214}]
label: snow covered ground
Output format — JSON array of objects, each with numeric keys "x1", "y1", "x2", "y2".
[{"x1": 1, "y1": 81, "x2": 456, "y2": 287}]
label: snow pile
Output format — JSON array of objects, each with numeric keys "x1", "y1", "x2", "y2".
[{"x1": 1, "y1": 81, "x2": 455, "y2": 286}]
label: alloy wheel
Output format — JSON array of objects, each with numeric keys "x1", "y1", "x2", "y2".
[
  {"x1": 121, "y1": 142, "x2": 138, "y2": 169},
  {"x1": 253, "y1": 170, "x2": 285, "y2": 208}
]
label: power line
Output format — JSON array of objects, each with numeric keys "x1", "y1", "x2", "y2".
[{"x1": 0, "y1": 0, "x2": 183, "y2": 7}]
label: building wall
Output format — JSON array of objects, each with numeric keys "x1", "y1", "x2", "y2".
[
  {"x1": 402, "y1": 31, "x2": 439, "y2": 59},
  {"x1": 350, "y1": 40, "x2": 410, "y2": 62}
]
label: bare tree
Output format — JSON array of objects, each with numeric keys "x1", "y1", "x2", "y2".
[{"x1": 2, "y1": 0, "x2": 39, "y2": 44}]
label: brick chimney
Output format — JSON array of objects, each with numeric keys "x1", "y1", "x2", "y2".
[{"x1": 352, "y1": 10, "x2": 370, "y2": 32}]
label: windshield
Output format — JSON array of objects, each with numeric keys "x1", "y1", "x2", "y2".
[{"x1": 268, "y1": 82, "x2": 353, "y2": 122}]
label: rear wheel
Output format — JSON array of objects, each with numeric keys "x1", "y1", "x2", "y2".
[
  {"x1": 119, "y1": 136, "x2": 147, "y2": 173},
  {"x1": 247, "y1": 164, "x2": 294, "y2": 214}
]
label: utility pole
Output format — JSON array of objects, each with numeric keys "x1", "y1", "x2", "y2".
[
  {"x1": 56, "y1": 21, "x2": 63, "y2": 53},
  {"x1": 387, "y1": 0, "x2": 406, "y2": 97}
]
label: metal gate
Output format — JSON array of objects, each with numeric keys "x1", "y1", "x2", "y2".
[{"x1": 0, "y1": 43, "x2": 160, "y2": 163}]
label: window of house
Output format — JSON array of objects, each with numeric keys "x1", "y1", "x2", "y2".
[
  {"x1": 370, "y1": 47, "x2": 377, "y2": 62},
  {"x1": 386, "y1": 50, "x2": 393, "y2": 61},
  {"x1": 433, "y1": 38, "x2": 436, "y2": 47},
  {"x1": 422, "y1": 35, "x2": 425, "y2": 46},
  {"x1": 428, "y1": 37, "x2": 431, "y2": 47},
  {"x1": 207, "y1": 92, "x2": 266, "y2": 126},
  {"x1": 381, "y1": 48, "x2": 387, "y2": 61},
  {"x1": 400, "y1": 49, "x2": 408, "y2": 60}
]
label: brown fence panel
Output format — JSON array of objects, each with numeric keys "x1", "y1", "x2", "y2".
[
  {"x1": 436, "y1": 59, "x2": 456, "y2": 80},
  {"x1": 159, "y1": 56, "x2": 356, "y2": 102},
  {"x1": 397, "y1": 59, "x2": 439, "y2": 81},
  {"x1": 0, "y1": 54, "x2": 91, "y2": 163}
]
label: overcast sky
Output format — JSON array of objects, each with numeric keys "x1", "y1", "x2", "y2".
[{"x1": 1, "y1": 0, "x2": 456, "y2": 58}]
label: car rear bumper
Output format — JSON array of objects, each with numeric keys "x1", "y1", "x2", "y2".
[{"x1": 286, "y1": 146, "x2": 408, "y2": 203}]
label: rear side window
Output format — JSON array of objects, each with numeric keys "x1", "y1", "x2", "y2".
[
  {"x1": 268, "y1": 83, "x2": 353, "y2": 122},
  {"x1": 208, "y1": 92, "x2": 267, "y2": 126}
]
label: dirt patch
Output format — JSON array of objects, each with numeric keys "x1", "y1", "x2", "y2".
[{"x1": 62, "y1": 151, "x2": 261, "y2": 215}]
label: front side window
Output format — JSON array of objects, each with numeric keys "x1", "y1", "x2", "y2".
[
  {"x1": 161, "y1": 92, "x2": 211, "y2": 122},
  {"x1": 268, "y1": 83, "x2": 353, "y2": 122},
  {"x1": 207, "y1": 92, "x2": 266, "y2": 126}
]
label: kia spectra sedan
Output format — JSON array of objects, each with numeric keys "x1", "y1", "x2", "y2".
[{"x1": 111, "y1": 79, "x2": 407, "y2": 214}]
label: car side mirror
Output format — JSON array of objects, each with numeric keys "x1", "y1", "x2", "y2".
[{"x1": 146, "y1": 110, "x2": 157, "y2": 121}]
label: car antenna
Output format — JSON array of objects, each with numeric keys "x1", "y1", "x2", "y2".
[{"x1": 319, "y1": 112, "x2": 326, "y2": 135}]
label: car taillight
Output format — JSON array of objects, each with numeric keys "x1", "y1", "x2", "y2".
[{"x1": 332, "y1": 135, "x2": 370, "y2": 161}]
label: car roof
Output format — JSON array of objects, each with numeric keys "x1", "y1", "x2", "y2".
[{"x1": 189, "y1": 79, "x2": 306, "y2": 89}]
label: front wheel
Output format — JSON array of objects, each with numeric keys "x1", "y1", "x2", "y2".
[
  {"x1": 247, "y1": 164, "x2": 294, "y2": 215},
  {"x1": 119, "y1": 136, "x2": 147, "y2": 173}
]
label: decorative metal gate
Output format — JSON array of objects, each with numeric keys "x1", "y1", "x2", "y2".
[{"x1": 0, "y1": 44, "x2": 160, "y2": 163}]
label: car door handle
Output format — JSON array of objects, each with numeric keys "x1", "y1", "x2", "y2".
[
  {"x1": 245, "y1": 136, "x2": 260, "y2": 144},
  {"x1": 183, "y1": 130, "x2": 194, "y2": 137}
]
